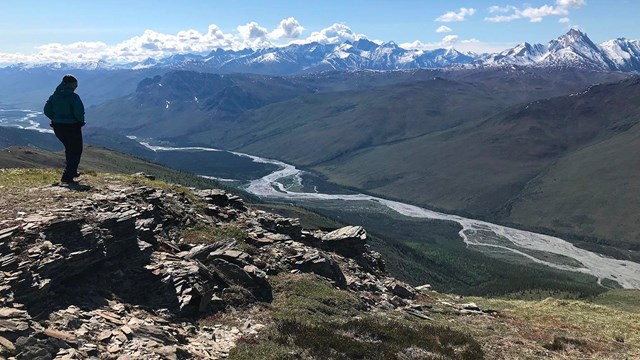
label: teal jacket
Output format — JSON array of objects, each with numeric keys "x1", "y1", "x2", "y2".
[{"x1": 44, "y1": 82, "x2": 85, "y2": 126}]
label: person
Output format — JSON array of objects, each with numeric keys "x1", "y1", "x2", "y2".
[{"x1": 44, "y1": 75, "x2": 86, "y2": 185}]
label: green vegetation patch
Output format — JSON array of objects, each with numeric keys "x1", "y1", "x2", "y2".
[
  {"x1": 465, "y1": 294, "x2": 640, "y2": 351},
  {"x1": 0, "y1": 146, "x2": 259, "y2": 202},
  {"x1": 591, "y1": 289, "x2": 640, "y2": 312},
  {"x1": 230, "y1": 317, "x2": 484, "y2": 360},
  {"x1": 0, "y1": 168, "x2": 60, "y2": 188},
  {"x1": 229, "y1": 273, "x2": 484, "y2": 360},
  {"x1": 181, "y1": 223, "x2": 248, "y2": 245},
  {"x1": 270, "y1": 273, "x2": 365, "y2": 319}
]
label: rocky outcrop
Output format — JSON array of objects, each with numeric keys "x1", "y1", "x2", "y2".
[
  {"x1": 0, "y1": 181, "x2": 434, "y2": 359},
  {"x1": 321, "y1": 225, "x2": 367, "y2": 257}
]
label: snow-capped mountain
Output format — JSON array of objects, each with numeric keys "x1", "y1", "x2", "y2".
[
  {"x1": 544, "y1": 28, "x2": 615, "y2": 69},
  {"x1": 5, "y1": 30, "x2": 640, "y2": 74},
  {"x1": 600, "y1": 38, "x2": 640, "y2": 72},
  {"x1": 481, "y1": 29, "x2": 639, "y2": 71},
  {"x1": 482, "y1": 42, "x2": 548, "y2": 67},
  {"x1": 197, "y1": 39, "x2": 476, "y2": 75},
  {"x1": 6, "y1": 59, "x2": 118, "y2": 71}
]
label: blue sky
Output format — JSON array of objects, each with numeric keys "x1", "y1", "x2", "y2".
[{"x1": 1, "y1": 0, "x2": 638, "y2": 63}]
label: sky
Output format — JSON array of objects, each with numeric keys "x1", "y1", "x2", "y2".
[{"x1": 0, "y1": 0, "x2": 638, "y2": 64}]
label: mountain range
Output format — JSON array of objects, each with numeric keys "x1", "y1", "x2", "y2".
[{"x1": 6, "y1": 29, "x2": 640, "y2": 75}]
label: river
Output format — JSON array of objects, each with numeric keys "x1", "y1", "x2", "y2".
[
  {"x1": 0, "y1": 109, "x2": 51, "y2": 133},
  {"x1": 140, "y1": 142, "x2": 640, "y2": 289}
]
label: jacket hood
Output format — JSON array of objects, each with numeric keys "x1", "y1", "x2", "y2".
[{"x1": 54, "y1": 82, "x2": 75, "y2": 96}]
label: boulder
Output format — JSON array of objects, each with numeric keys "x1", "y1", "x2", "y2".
[
  {"x1": 291, "y1": 251, "x2": 347, "y2": 288},
  {"x1": 256, "y1": 215, "x2": 303, "y2": 238},
  {"x1": 360, "y1": 250, "x2": 386, "y2": 274},
  {"x1": 321, "y1": 226, "x2": 368, "y2": 257},
  {"x1": 210, "y1": 259, "x2": 272, "y2": 302},
  {"x1": 194, "y1": 189, "x2": 246, "y2": 211},
  {"x1": 386, "y1": 280, "x2": 416, "y2": 299}
]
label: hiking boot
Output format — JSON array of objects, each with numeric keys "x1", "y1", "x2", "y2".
[{"x1": 61, "y1": 178, "x2": 80, "y2": 186}]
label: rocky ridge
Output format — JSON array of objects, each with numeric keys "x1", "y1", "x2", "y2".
[{"x1": 0, "y1": 175, "x2": 493, "y2": 359}]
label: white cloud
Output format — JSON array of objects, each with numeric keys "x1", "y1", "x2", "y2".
[
  {"x1": 485, "y1": 0, "x2": 586, "y2": 23},
  {"x1": 237, "y1": 22, "x2": 269, "y2": 40},
  {"x1": 0, "y1": 20, "x2": 283, "y2": 65},
  {"x1": 269, "y1": 17, "x2": 304, "y2": 39},
  {"x1": 556, "y1": 0, "x2": 586, "y2": 8},
  {"x1": 401, "y1": 35, "x2": 460, "y2": 50},
  {"x1": 559, "y1": 17, "x2": 571, "y2": 23},
  {"x1": 237, "y1": 21, "x2": 274, "y2": 48},
  {"x1": 436, "y1": 8, "x2": 476, "y2": 22},
  {"x1": 303, "y1": 23, "x2": 364, "y2": 44},
  {"x1": 489, "y1": 5, "x2": 517, "y2": 13},
  {"x1": 441, "y1": 35, "x2": 460, "y2": 46},
  {"x1": 436, "y1": 25, "x2": 453, "y2": 33},
  {"x1": 112, "y1": 26, "x2": 238, "y2": 59}
]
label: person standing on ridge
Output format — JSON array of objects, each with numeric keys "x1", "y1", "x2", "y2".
[{"x1": 44, "y1": 75, "x2": 86, "y2": 185}]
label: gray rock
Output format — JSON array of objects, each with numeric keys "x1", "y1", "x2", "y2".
[
  {"x1": 292, "y1": 251, "x2": 347, "y2": 288},
  {"x1": 256, "y1": 216, "x2": 302, "y2": 238},
  {"x1": 386, "y1": 280, "x2": 416, "y2": 299},
  {"x1": 210, "y1": 258, "x2": 272, "y2": 302},
  {"x1": 195, "y1": 189, "x2": 246, "y2": 211},
  {"x1": 321, "y1": 226, "x2": 368, "y2": 257}
]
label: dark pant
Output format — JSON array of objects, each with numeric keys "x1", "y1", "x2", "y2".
[{"x1": 52, "y1": 124, "x2": 83, "y2": 181}]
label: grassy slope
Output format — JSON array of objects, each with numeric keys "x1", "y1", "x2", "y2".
[
  {"x1": 0, "y1": 127, "x2": 62, "y2": 151},
  {"x1": 0, "y1": 146, "x2": 254, "y2": 198},
  {"x1": 312, "y1": 125, "x2": 545, "y2": 217},
  {"x1": 227, "y1": 277, "x2": 640, "y2": 359},
  {"x1": 462, "y1": 289, "x2": 640, "y2": 359},
  {"x1": 503, "y1": 121, "x2": 640, "y2": 255}
]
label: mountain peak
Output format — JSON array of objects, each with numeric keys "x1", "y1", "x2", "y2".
[
  {"x1": 566, "y1": 27, "x2": 586, "y2": 37},
  {"x1": 554, "y1": 28, "x2": 592, "y2": 45},
  {"x1": 352, "y1": 38, "x2": 379, "y2": 51}
]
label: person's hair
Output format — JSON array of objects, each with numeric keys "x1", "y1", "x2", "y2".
[{"x1": 62, "y1": 75, "x2": 78, "y2": 84}]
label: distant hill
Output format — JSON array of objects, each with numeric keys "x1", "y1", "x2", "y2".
[
  {"x1": 0, "y1": 127, "x2": 61, "y2": 150},
  {"x1": 207, "y1": 69, "x2": 628, "y2": 166},
  {"x1": 310, "y1": 77, "x2": 640, "y2": 252},
  {"x1": 89, "y1": 67, "x2": 628, "y2": 146}
]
